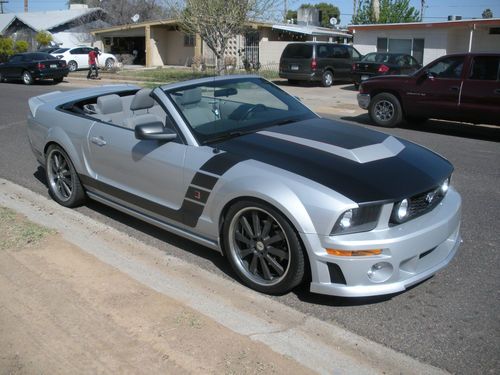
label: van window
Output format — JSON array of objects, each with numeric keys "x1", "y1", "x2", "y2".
[
  {"x1": 283, "y1": 44, "x2": 313, "y2": 59},
  {"x1": 331, "y1": 45, "x2": 349, "y2": 59},
  {"x1": 470, "y1": 56, "x2": 500, "y2": 81}
]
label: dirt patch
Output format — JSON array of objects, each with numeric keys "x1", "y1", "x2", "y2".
[{"x1": 0, "y1": 210, "x2": 312, "y2": 375}]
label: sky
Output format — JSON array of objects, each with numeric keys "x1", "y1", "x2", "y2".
[{"x1": 3, "y1": 0, "x2": 500, "y2": 24}]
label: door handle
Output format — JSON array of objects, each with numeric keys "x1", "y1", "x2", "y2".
[
  {"x1": 449, "y1": 86, "x2": 460, "y2": 92},
  {"x1": 90, "y1": 136, "x2": 107, "y2": 146}
]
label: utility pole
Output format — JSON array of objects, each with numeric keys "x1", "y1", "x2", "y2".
[
  {"x1": 284, "y1": 0, "x2": 288, "y2": 22},
  {"x1": 24, "y1": 0, "x2": 28, "y2": 12},
  {"x1": 0, "y1": 0, "x2": 8, "y2": 14},
  {"x1": 420, "y1": 0, "x2": 426, "y2": 21}
]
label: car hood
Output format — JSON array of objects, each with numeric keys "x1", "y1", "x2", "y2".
[{"x1": 214, "y1": 118, "x2": 453, "y2": 203}]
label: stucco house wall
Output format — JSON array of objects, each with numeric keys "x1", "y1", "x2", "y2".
[{"x1": 150, "y1": 28, "x2": 194, "y2": 66}]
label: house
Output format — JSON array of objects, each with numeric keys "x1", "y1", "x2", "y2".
[
  {"x1": 348, "y1": 18, "x2": 500, "y2": 65},
  {"x1": 0, "y1": 4, "x2": 109, "y2": 50},
  {"x1": 91, "y1": 18, "x2": 352, "y2": 68}
]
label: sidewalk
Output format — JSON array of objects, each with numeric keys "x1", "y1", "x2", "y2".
[{"x1": 0, "y1": 178, "x2": 447, "y2": 375}]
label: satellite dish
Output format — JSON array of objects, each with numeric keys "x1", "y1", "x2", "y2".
[
  {"x1": 131, "y1": 14, "x2": 140, "y2": 23},
  {"x1": 329, "y1": 17, "x2": 337, "y2": 26}
]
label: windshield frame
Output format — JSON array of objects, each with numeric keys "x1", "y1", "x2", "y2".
[{"x1": 163, "y1": 76, "x2": 318, "y2": 145}]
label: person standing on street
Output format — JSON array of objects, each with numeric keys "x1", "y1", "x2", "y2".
[{"x1": 87, "y1": 47, "x2": 100, "y2": 79}]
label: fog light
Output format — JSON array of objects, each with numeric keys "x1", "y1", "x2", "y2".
[
  {"x1": 367, "y1": 262, "x2": 393, "y2": 283},
  {"x1": 327, "y1": 248, "x2": 382, "y2": 256}
]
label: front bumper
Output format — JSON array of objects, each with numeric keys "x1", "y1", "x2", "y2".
[
  {"x1": 303, "y1": 188, "x2": 462, "y2": 297},
  {"x1": 357, "y1": 93, "x2": 370, "y2": 109}
]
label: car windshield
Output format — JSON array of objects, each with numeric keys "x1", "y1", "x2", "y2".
[
  {"x1": 164, "y1": 77, "x2": 317, "y2": 144},
  {"x1": 362, "y1": 53, "x2": 395, "y2": 63}
]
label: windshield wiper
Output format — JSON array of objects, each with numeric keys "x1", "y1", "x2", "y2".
[{"x1": 203, "y1": 129, "x2": 256, "y2": 145}]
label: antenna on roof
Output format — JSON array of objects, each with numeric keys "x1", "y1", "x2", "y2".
[
  {"x1": 0, "y1": 0, "x2": 8, "y2": 15},
  {"x1": 131, "y1": 14, "x2": 140, "y2": 23}
]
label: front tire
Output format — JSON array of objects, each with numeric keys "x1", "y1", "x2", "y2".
[
  {"x1": 369, "y1": 92, "x2": 403, "y2": 128},
  {"x1": 45, "y1": 145, "x2": 86, "y2": 207},
  {"x1": 321, "y1": 70, "x2": 333, "y2": 87},
  {"x1": 223, "y1": 200, "x2": 305, "y2": 295},
  {"x1": 68, "y1": 60, "x2": 78, "y2": 72},
  {"x1": 22, "y1": 71, "x2": 33, "y2": 85}
]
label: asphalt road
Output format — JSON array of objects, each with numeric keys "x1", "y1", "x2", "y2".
[{"x1": 0, "y1": 81, "x2": 499, "y2": 374}]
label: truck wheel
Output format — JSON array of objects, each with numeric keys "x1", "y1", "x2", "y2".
[
  {"x1": 369, "y1": 93, "x2": 403, "y2": 128},
  {"x1": 321, "y1": 70, "x2": 333, "y2": 87}
]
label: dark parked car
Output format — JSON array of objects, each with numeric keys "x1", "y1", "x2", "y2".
[
  {"x1": 279, "y1": 42, "x2": 362, "y2": 87},
  {"x1": 38, "y1": 47, "x2": 63, "y2": 54},
  {"x1": 357, "y1": 53, "x2": 500, "y2": 127},
  {"x1": 0, "y1": 52, "x2": 69, "y2": 85},
  {"x1": 352, "y1": 52, "x2": 421, "y2": 88}
]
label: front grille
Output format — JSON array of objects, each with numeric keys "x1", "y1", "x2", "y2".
[{"x1": 390, "y1": 186, "x2": 445, "y2": 225}]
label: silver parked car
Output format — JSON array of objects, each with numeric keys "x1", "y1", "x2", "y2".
[{"x1": 27, "y1": 76, "x2": 462, "y2": 297}]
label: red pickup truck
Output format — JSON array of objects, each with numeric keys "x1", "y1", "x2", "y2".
[{"x1": 357, "y1": 53, "x2": 500, "y2": 127}]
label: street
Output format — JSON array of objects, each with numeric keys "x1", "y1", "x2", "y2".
[{"x1": 0, "y1": 80, "x2": 499, "y2": 374}]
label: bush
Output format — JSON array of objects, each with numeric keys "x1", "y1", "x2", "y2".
[
  {"x1": 14, "y1": 40, "x2": 29, "y2": 53},
  {"x1": 0, "y1": 37, "x2": 14, "y2": 62}
]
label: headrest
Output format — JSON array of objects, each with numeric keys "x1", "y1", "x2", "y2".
[
  {"x1": 130, "y1": 88, "x2": 155, "y2": 111},
  {"x1": 180, "y1": 87, "x2": 202, "y2": 106},
  {"x1": 97, "y1": 94, "x2": 122, "y2": 114}
]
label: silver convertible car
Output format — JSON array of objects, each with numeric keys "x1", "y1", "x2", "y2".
[{"x1": 27, "y1": 76, "x2": 462, "y2": 297}]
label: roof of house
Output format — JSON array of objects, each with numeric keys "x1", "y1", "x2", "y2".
[
  {"x1": 272, "y1": 23, "x2": 352, "y2": 38},
  {"x1": 348, "y1": 18, "x2": 500, "y2": 31},
  {"x1": 1, "y1": 7, "x2": 105, "y2": 33}
]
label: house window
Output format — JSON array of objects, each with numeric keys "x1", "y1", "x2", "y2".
[
  {"x1": 377, "y1": 37, "x2": 425, "y2": 64},
  {"x1": 377, "y1": 38, "x2": 388, "y2": 52},
  {"x1": 489, "y1": 27, "x2": 500, "y2": 35},
  {"x1": 184, "y1": 34, "x2": 195, "y2": 47},
  {"x1": 470, "y1": 56, "x2": 500, "y2": 80}
]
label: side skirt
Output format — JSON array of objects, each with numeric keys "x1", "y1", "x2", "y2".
[{"x1": 87, "y1": 191, "x2": 221, "y2": 252}]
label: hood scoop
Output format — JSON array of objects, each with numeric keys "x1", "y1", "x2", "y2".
[{"x1": 259, "y1": 131, "x2": 405, "y2": 163}]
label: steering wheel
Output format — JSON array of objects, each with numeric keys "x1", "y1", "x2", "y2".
[{"x1": 240, "y1": 104, "x2": 267, "y2": 120}]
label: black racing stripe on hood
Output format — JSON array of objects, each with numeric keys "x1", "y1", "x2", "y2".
[
  {"x1": 215, "y1": 132, "x2": 453, "y2": 204},
  {"x1": 265, "y1": 118, "x2": 388, "y2": 149},
  {"x1": 200, "y1": 151, "x2": 247, "y2": 176}
]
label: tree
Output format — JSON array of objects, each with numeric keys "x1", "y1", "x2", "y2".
[
  {"x1": 173, "y1": 0, "x2": 278, "y2": 73},
  {"x1": 68, "y1": 0, "x2": 171, "y2": 25},
  {"x1": 482, "y1": 8, "x2": 493, "y2": 19},
  {"x1": 36, "y1": 31, "x2": 53, "y2": 48},
  {"x1": 352, "y1": 0, "x2": 419, "y2": 24}
]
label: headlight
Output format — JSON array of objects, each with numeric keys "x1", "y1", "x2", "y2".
[
  {"x1": 441, "y1": 177, "x2": 449, "y2": 194},
  {"x1": 394, "y1": 198, "x2": 409, "y2": 222},
  {"x1": 331, "y1": 205, "x2": 382, "y2": 235}
]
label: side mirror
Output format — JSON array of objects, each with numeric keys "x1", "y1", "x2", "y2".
[
  {"x1": 135, "y1": 122, "x2": 177, "y2": 141},
  {"x1": 424, "y1": 70, "x2": 435, "y2": 80}
]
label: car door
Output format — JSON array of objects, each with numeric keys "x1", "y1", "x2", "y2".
[
  {"x1": 86, "y1": 117, "x2": 188, "y2": 223},
  {"x1": 328, "y1": 45, "x2": 351, "y2": 80},
  {"x1": 459, "y1": 55, "x2": 500, "y2": 125},
  {"x1": 70, "y1": 48, "x2": 88, "y2": 69},
  {"x1": 3, "y1": 54, "x2": 24, "y2": 78},
  {"x1": 405, "y1": 55, "x2": 465, "y2": 121}
]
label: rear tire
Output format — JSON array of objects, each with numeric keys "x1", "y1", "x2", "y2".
[
  {"x1": 105, "y1": 58, "x2": 115, "y2": 69},
  {"x1": 321, "y1": 70, "x2": 333, "y2": 87},
  {"x1": 369, "y1": 92, "x2": 403, "y2": 128},
  {"x1": 53, "y1": 77, "x2": 63, "y2": 84},
  {"x1": 45, "y1": 145, "x2": 86, "y2": 207},
  {"x1": 223, "y1": 200, "x2": 305, "y2": 295},
  {"x1": 22, "y1": 71, "x2": 33, "y2": 85}
]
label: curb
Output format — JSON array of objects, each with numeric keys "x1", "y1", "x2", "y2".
[{"x1": 0, "y1": 178, "x2": 448, "y2": 375}]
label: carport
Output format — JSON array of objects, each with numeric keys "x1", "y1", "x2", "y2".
[{"x1": 92, "y1": 20, "x2": 201, "y2": 67}]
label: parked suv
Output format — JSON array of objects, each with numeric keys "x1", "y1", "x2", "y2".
[
  {"x1": 357, "y1": 53, "x2": 500, "y2": 127},
  {"x1": 279, "y1": 42, "x2": 362, "y2": 87}
]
